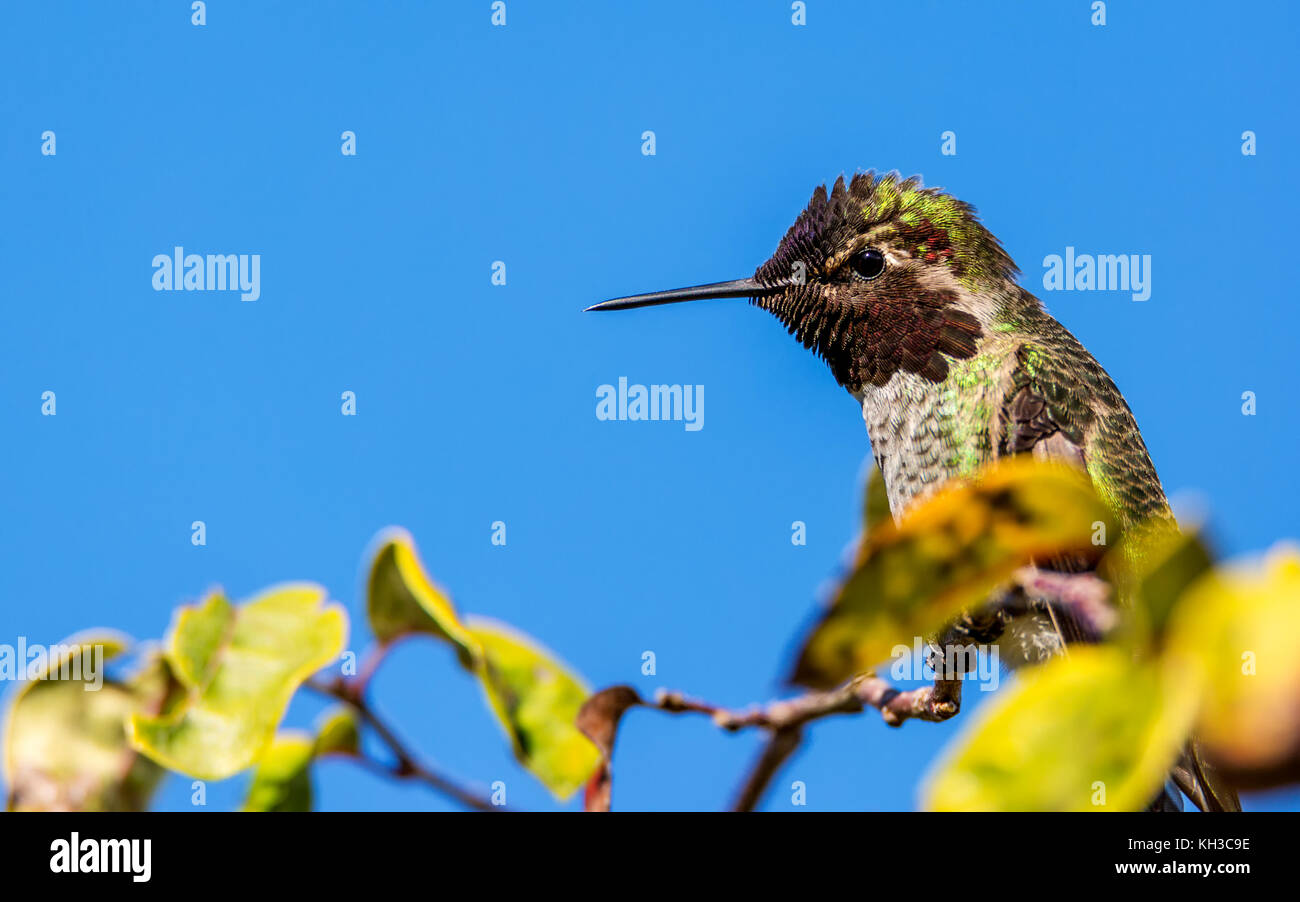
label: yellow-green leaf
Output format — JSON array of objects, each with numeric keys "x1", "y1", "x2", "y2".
[
  {"x1": 4, "y1": 634, "x2": 165, "y2": 811},
  {"x1": 862, "y1": 461, "x2": 892, "y2": 538},
  {"x1": 467, "y1": 617, "x2": 601, "y2": 800},
  {"x1": 245, "y1": 707, "x2": 363, "y2": 811},
  {"x1": 363, "y1": 531, "x2": 601, "y2": 799},
  {"x1": 242, "y1": 732, "x2": 314, "y2": 812},
  {"x1": 1165, "y1": 544, "x2": 1300, "y2": 786},
  {"x1": 922, "y1": 646, "x2": 1198, "y2": 811},
  {"x1": 313, "y1": 706, "x2": 360, "y2": 758},
  {"x1": 128, "y1": 583, "x2": 347, "y2": 780},
  {"x1": 1100, "y1": 523, "x2": 1213, "y2": 646},
  {"x1": 169, "y1": 593, "x2": 235, "y2": 688},
  {"x1": 366, "y1": 528, "x2": 480, "y2": 664},
  {"x1": 793, "y1": 459, "x2": 1116, "y2": 688}
]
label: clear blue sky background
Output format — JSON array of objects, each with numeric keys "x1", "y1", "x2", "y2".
[{"x1": 2, "y1": 1, "x2": 1297, "y2": 812}]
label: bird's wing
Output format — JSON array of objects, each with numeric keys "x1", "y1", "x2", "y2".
[
  {"x1": 998, "y1": 337, "x2": 1094, "y2": 468},
  {"x1": 1002, "y1": 381, "x2": 1088, "y2": 466},
  {"x1": 997, "y1": 344, "x2": 1098, "y2": 576},
  {"x1": 1000, "y1": 325, "x2": 1171, "y2": 528},
  {"x1": 996, "y1": 334, "x2": 1241, "y2": 813}
]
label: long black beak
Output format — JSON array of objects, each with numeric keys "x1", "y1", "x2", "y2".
[{"x1": 585, "y1": 276, "x2": 784, "y2": 312}]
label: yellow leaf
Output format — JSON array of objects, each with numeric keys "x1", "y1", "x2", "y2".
[
  {"x1": 4, "y1": 633, "x2": 165, "y2": 811},
  {"x1": 1165, "y1": 544, "x2": 1300, "y2": 786},
  {"x1": 242, "y1": 732, "x2": 315, "y2": 812},
  {"x1": 466, "y1": 617, "x2": 601, "y2": 800},
  {"x1": 922, "y1": 646, "x2": 1198, "y2": 811},
  {"x1": 312, "y1": 707, "x2": 360, "y2": 758},
  {"x1": 861, "y1": 461, "x2": 892, "y2": 538},
  {"x1": 245, "y1": 709, "x2": 361, "y2": 811},
  {"x1": 793, "y1": 459, "x2": 1116, "y2": 688},
  {"x1": 366, "y1": 528, "x2": 480, "y2": 664},
  {"x1": 1099, "y1": 523, "x2": 1213, "y2": 647},
  {"x1": 362, "y1": 531, "x2": 600, "y2": 798},
  {"x1": 128, "y1": 584, "x2": 347, "y2": 780}
]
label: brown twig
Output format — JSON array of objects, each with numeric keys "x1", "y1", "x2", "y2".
[
  {"x1": 857, "y1": 674, "x2": 964, "y2": 726},
  {"x1": 654, "y1": 684, "x2": 861, "y2": 730},
  {"x1": 650, "y1": 566, "x2": 1120, "y2": 809},
  {"x1": 350, "y1": 643, "x2": 393, "y2": 697},
  {"x1": 731, "y1": 728, "x2": 805, "y2": 812},
  {"x1": 306, "y1": 675, "x2": 503, "y2": 812},
  {"x1": 579, "y1": 569, "x2": 1116, "y2": 811},
  {"x1": 653, "y1": 670, "x2": 962, "y2": 733},
  {"x1": 649, "y1": 672, "x2": 965, "y2": 810}
]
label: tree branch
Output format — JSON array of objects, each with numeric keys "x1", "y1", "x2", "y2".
[
  {"x1": 653, "y1": 669, "x2": 962, "y2": 733},
  {"x1": 306, "y1": 675, "x2": 504, "y2": 812},
  {"x1": 730, "y1": 728, "x2": 804, "y2": 812},
  {"x1": 646, "y1": 672, "x2": 963, "y2": 810},
  {"x1": 638, "y1": 567, "x2": 1117, "y2": 809}
]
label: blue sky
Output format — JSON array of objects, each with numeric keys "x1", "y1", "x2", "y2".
[{"x1": 2, "y1": 1, "x2": 1297, "y2": 812}]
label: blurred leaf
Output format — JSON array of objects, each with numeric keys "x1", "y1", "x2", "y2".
[
  {"x1": 169, "y1": 593, "x2": 235, "y2": 689},
  {"x1": 242, "y1": 732, "x2": 314, "y2": 812},
  {"x1": 922, "y1": 646, "x2": 1198, "y2": 811},
  {"x1": 128, "y1": 649, "x2": 188, "y2": 719},
  {"x1": 1101, "y1": 524, "x2": 1213, "y2": 646},
  {"x1": 467, "y1": 617, "x2": 601, "y2": 800},
  {"x1": 366, "y1": 529, "x2": 480, "y2": 665},
  {"x1": 1166, "y1": 544, "x2": 1300, "y2": 788},
  {"x1": 576, "y1": 686, "x2": 643, "y2": 812},
  {"x1": 313, "y1": 707, "x2": 361, "y2": 758},
  {"x1": 129, "y1": 584, "x2": 347, "y2": 780},
  {"x1": 793, "y1": 459, "x2": 1116, "y2": 688},
  {"x1": 362, "y1": 530, "x2": 601, "y2": 799},
  {"x1": 4, "y1": 634, "x2": 165, "y2": 811},
  {"x1": 862, "y1": 462, "x2": 892, "y2": 538},
  {"x1": 245, "y1": 707, "x2": 362, "y2": 811}
]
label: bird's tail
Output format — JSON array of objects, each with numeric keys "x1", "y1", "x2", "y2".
[{"x1": 1171, "y1": 739, "x2": 1241, "y2": 812}]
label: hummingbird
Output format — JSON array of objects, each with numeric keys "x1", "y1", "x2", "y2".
[{"x1": 586, "y1": 171, "x2": 1239, "y2": 812}]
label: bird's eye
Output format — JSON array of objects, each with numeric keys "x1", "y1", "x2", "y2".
[{"x1": 848, "y1": 248, "x2": 885, "y2": 281}]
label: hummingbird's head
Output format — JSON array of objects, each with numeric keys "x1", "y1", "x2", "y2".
[{"x1": 588, "y1": 172, "x2": 1024, "y2": 390}]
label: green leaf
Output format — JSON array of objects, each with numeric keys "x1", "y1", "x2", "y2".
[
  {"x1": 1100, "y1": 523, "x2": 1213, "y2": 646},
  {"x1": 362, "y1": 530, "x2": 601, "y2": 799},
  {"x1": 366, "y1": 529, "x2": 480, "y2": 664},
  {"x1": 922, "y1": 646, "x2": 1198, "y2": 811},
  {"x1": 862, "y1": 461, "x2": 892, "y2": 537},
  {"x1": 1165, "y1": 544, "x2": 1300, "y2": 787},
  {"x1": 242, "y1": 732, "x2": 315, "y2": 812},
  {"x1": 312, "y1": 707, "x2": 360, "y2": 758},
  {"x1": 467, "y1": 617, "x2": 601, "y2": 800},
  {"x1": 169, "y1": 593, "x2": 235, "y2": 689},
  {"x1": 244, "y1": 708, "x2": 361, "y2": 811},
  {"x1": 128, "y1": 583, "x2": 347, "y2": 780},
  {"x1": 792, "y1": 459, "x2": 1117, "y2": 688},
  {"x1": 4, "y1": 634, "x2": 165, "y2": 811}
]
